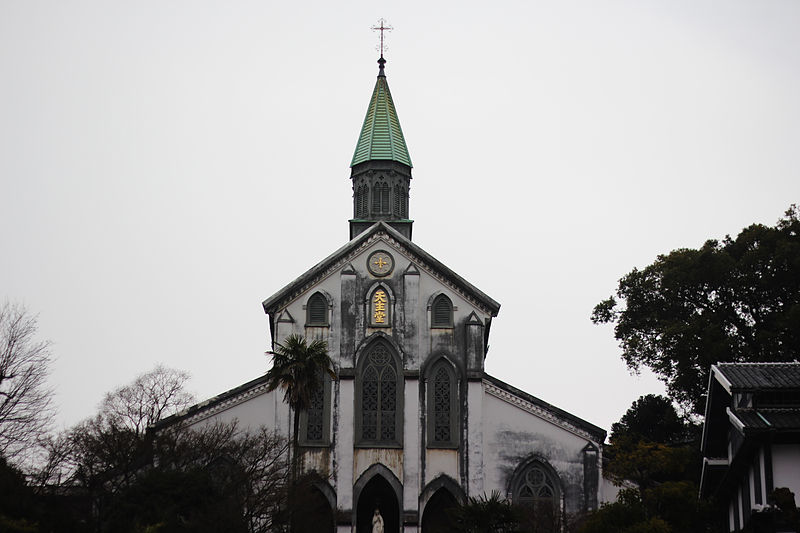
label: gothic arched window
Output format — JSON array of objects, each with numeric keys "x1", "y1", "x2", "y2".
[
  {"x1": 431, "y1": 294, "x2": 453, "y2": 328},
  {"x1": 299, "y1": 371, "x2": 331, "y2": 445},
  {"x1": 512, "y1": 463, "x2": 560, "y2": 532},
  {"x1": 357, "y1": 342, "x2": 402, "y2": 445},
  {"x1": 427, "y1": 359, "x2": 458, "y2": 448},
  {"x1": 306, "y1": 292, "x2": 329, "y2": 326}
]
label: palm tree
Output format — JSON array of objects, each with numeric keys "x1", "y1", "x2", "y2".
[{"x1": 265, "y1": 334, "x2": 336, "y2": 481}]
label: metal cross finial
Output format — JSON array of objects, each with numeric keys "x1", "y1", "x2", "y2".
[{"x1": 371, "y1": 18, "x2": 393, "y2": 58}]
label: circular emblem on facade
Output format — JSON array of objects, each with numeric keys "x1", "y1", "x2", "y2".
[{"x1": 367, "y1": 250, "x2": 394, "y2": 277}]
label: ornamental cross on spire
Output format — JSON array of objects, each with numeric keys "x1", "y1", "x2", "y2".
[{"x1": 371, "y1": 18, "x2": 393, "y2": 58}]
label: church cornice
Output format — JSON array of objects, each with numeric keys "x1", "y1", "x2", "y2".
[
  {"x1": 483, "y1": 374, "x2": 606, "y2": 443},
  {"x1": 262, "y1": 221, "x2": 501, "y2": 318},
  {"x1": 152, "y1": 375, "x2": 272, "y2": 430}
]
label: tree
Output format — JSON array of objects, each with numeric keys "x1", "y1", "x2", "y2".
[
  {"x1": 450, "y1": 491, "x2": 518, "y2": 533},
  {"x1": 265, "y1": 335, "x2": 336, "y2": 478},
  {"x1": 580, "y1": 396, "x2": 712, "y2": 533},
  {"x1": 104, "y1": 421, "x2": 289, "y2": 533},
  {"x1": 100, "y1": 364, "x2": 194, "y2": 436},
  {"x1": 592, "y1": 205, "x2": 800, "y2": 414},
  {"x1": 0, "y1": 302, "x2": 54, "y2": 462},
  {"x1": 36, "y1": 366, "x2": 290, "y2": 533},
  {"x1": 610, "y1": 394, "x2": 688, "y2": 446}
]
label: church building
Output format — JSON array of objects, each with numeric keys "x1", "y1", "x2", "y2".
[{"x1": 162, "y1": 55, "x2": 606, "y2": 533}]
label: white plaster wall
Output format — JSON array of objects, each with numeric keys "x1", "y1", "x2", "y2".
[
  {"x1": 481, "y1": 388, "x2": 596, "y2": 515},
  {"x1": 468, "y1": 380, "x2": 484, "y2": 497},
  {"x1": 771, "y1": 444, "x2": 800, "y2": 498},
  {"x1": 337, "y1": 378, "x2": 356, "y2": 510},
  {"x1": 185, "y1": 388, "x2": 287, "y2": 435},
  {"x1": 599, "y1": 477, "x2": 622, "y2": 504},
  {"x1": 425, "y1": 449, "x2": 458, "y2": 482},
  {"x1": 403, "y1": 377, "x2": 421, "y2": 510}
]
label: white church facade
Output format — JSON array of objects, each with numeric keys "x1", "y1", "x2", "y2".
[{"x1": 161, "y1": 56, "x2": 607, "y2": 533}]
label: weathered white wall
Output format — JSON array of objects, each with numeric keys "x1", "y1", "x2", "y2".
[
  {"x1": 482, "y1": 388, "x2": 596, "y2": 515},
  {"x1": 184, "y1": 387, "x2": 287, "y2": 435},
  {"x1": 404, "y1": 377, "x2": 421, "y2": 510},
  {"x1": 336, "y1": 378, "x2": 355, "y2": 510}
]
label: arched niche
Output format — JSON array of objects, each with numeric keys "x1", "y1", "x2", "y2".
[{"x1": 353, "y1": 463, "x2": 402, "y2": 533}]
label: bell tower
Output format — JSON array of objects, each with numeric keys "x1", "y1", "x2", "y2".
[{"x1": 349, "y1": 56, "x2": 413, "y2": 240}]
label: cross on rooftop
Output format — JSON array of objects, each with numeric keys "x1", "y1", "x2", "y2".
[{"x1": 371, "y1": 18, "x2": 393, "y2": 58}]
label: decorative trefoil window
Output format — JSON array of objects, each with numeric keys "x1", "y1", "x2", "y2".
[
  {"x1": 361, "y1": 345, "x2": 397, "y2": 441},
  {"x1": 515, "y1": 464, "x2": 559, "y2": 530}
]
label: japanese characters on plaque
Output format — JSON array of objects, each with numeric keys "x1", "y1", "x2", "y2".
[{"x1": 373, "y1": 289, "x2": 388, "y2": 325}]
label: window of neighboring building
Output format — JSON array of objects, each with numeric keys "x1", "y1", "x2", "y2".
[
  {"x1": 427, "y1": 359, "x2": 458, "y2": 448},
  {"x1": 357, "y1": 342, "x2": 401, "y2": 445},
  {"x1": 306, "y1": 292, "x2": 329, "y2": 326},
  {"x1": 431, "y1": 294, "x2": 453, "y2": 328}
]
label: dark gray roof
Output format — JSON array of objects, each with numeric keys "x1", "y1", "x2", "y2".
[
  {"x1": 734, "y1": 409, "x2": 800, "y2": 431},
  {"x1": 715, "y1": 362, "x2": 800, "y2": 391}
]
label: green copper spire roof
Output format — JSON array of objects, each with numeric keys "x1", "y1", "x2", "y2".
[{"x1": 350, "y1": 58, "x2": 412, "y2": 168}]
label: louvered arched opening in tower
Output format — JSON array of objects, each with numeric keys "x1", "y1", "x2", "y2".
[
  {"x1": 431, "y1": 294, "x2": 453, "y2": 328},
  {"x1": 306, "y1": 292, "x2": 329, "y2": 326},
  {"x1": 356, "y1": 185, "x2": 368, "y2": 218},
  {"x1": 372, "y1": 182, "x2": 390, "y2": 215}
]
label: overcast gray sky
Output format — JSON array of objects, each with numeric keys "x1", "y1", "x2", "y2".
[{"x1": 2, "y1": 1, "x2": 798, "y2": 437}]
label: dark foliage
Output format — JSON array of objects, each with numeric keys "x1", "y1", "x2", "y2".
[{"x1": 593, "y1": 205, "x2": 800, "y2": 415}]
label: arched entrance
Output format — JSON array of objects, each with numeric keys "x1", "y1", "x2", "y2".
[
  {"x1": 290, "y1": 484, "x2": 335, "y2": 533},
  {"x1": 421, "y1": 488, "x2": 459, "y2": 533},
  {"x1": 356, "y1": 475, "x2": 400, "y2": 533}
]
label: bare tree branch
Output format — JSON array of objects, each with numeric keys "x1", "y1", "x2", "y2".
[{"x1": 0, "y1": 301, "x2": 54, "y2": 461}]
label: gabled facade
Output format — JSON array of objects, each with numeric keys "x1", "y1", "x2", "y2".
[
  {"x1": 158, "y1": 56, "x2": 606, "y2": 533},
  {"x1": 700, "y1": 362, "x2": 800, "y2": 532}
]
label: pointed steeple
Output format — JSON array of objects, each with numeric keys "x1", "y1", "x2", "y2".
[
  {"x1": 349, "y1": 57, "x2": 414, "y2": 241},
  {"x1": 350, "y1": 57, "x2": 412, "y2": 168}
]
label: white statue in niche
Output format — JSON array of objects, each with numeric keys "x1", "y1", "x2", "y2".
[{"x1": 372, "y1": 508, "x2": 384, "y2": 533}]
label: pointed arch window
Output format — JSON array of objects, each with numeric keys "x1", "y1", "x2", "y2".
[
  {"x1": 431, "y1": 294, "x2": 453, "y2": 328},
  {"x1": 427, "y1": 359, "x2": 458, "y2": 448},
  {"x1": 299, "y1": 371, "x2": 331, "y2": 445},
  {"x1": 306, "y1": 292, "x2": 329, "y2": 326},
  {"x1": 512, "y1": 463, "x2": 560, "y2": 532},
  {"x1": 357, "y1": 342, "x2": 402, "y2": 446}
]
